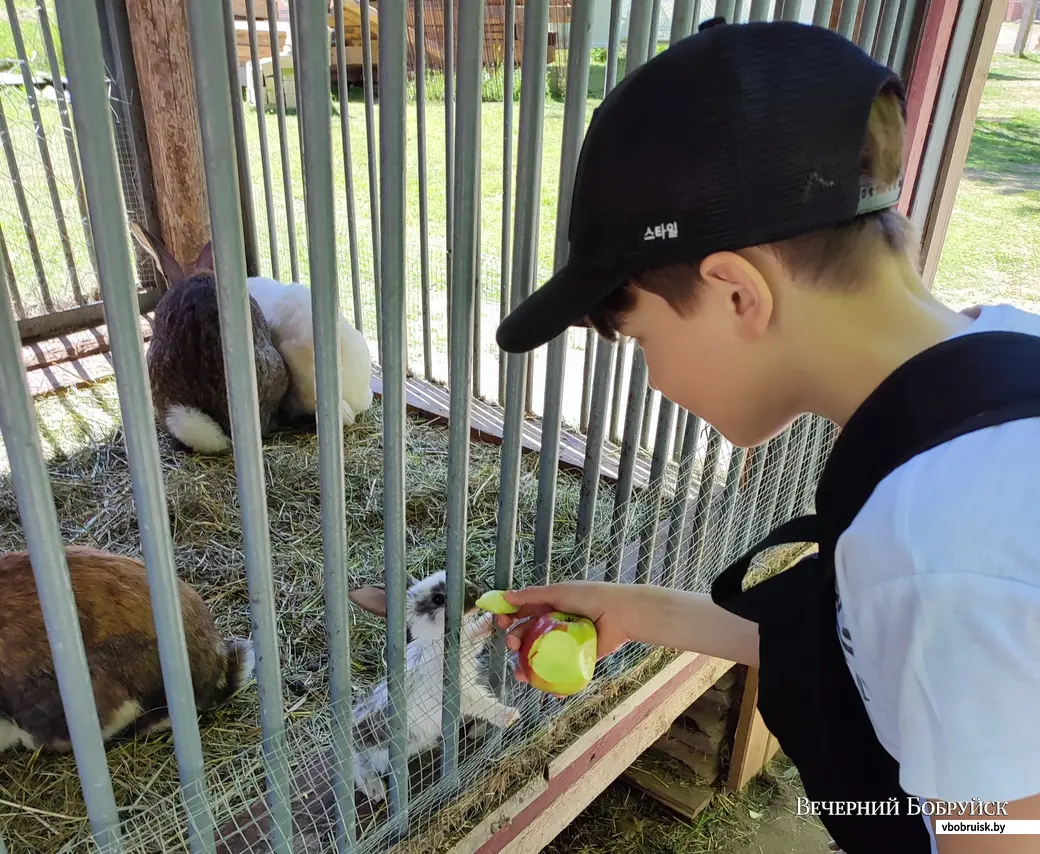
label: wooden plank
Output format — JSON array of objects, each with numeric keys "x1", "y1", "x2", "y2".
[
  {"x1": 725, "y1": 666, "x2": 781, "y2": 792},
  {"x1": 21, "y1": 315, "x2": 155, "y2": 370},
  {"x1": 897, "y1": 0, "x2": 961, "y2": 216},
  {"x1": 448, "y1": 653, "x2": 734, "y2": 854},
  {"x1": 919, "y1": 0, "x2": 1006, "y2": 288},
  {"x1": 622, "y1": 766, "x2": 715, "y2": 821},
  {"x1": 125, "y1": 0, "x2": 210, "y2": 266}
]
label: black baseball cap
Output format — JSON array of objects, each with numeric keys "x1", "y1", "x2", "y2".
[{"x1": 495, "y1": 18, "x2": 906, "y2": 354}]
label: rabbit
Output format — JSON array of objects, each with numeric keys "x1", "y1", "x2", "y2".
[
  {"x1": 132, "y1": 224, "x2": 290, "y2": 455},
  {"x1": 245, "y1": 276, "x2": 374, "y2": 426},
  {"x1": 346, "y1": 571, "x2": 522, "y2": 803},
  {"x1": 0, "y1": 546, "x2": 254, "y2": 752}
]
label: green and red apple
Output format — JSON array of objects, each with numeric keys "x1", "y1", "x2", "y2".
[{"x1": 475, "y1": 590, "x2": 597, "y2": 696}]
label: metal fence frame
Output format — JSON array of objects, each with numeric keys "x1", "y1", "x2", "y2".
[{"x1": 0, "y1": 0, "x2": 958, "y2": 851}]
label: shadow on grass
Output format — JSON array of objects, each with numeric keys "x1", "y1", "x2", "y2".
[{"x1": 963, "y1": 117, "x2": 1040, "y2": 193}]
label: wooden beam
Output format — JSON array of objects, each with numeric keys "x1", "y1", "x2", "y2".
[
  {"x1": 125, "y1": 0, "x2": 209, "y2": 266},
  {"x1": 726, "y1": 666, "x2": 781, "y2": 792},
  {"x1": 919, "y1": 1, "x2": 1007, "y2": 287},
  {"x1": 447, "y1": 653, "x2": 735, "y2": 854},
  {"x1": 898, "y1": 0, "x2": 961, "y2": 215}
]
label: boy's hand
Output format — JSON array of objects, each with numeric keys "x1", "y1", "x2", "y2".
[{"x1": 495, "y1": 581, "x2": 632, "y2": 685}]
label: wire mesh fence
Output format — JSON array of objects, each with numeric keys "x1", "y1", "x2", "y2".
[{"x1": 0, "y1": 0, "x2": 917, "y2": 852}]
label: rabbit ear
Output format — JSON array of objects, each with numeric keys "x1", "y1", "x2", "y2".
[
  {"x1": 129, "y1": 222, "x2": 187, "y2": 285},
  {"x1": 192, "y1": 241, "x2": 214, "y2": 274},
  {"x1": 349, "y1": 585, "x2": 387, "y2": 618}
]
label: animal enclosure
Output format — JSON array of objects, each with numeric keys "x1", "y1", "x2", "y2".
[{"x1": 0, "y1": 0, "x2": 983, "y2": 852}]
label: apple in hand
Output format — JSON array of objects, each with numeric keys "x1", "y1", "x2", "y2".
[{"x1": 517, "y1": 611, "x2": 598, "y2": 696}]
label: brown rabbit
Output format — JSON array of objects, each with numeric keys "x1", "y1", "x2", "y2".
[
  {"x1": 0, "y1": 546, "x2": 254, "y2": 752},
  {"x1": 132, "y1": 224, "x2": 290, "y2": 454}
]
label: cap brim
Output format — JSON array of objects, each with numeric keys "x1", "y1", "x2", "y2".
[{"x1": 496, "y1": 263, "x2": 624, "y2": 354}]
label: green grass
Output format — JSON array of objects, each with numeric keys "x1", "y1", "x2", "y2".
[{"x1": 931, "y1": 51, "x2": 1040, "y2": 312}]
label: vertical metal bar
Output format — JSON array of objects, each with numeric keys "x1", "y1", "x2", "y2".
[
  {"x1": 759, "y1": 426, "x2": 793, "y2": 535},
  {"x1": 361, "y1": 0, "x2": 382, "y2": 358},
  {"x1": 534, "y1": 0, "x2": 594, "y2": 583},
  {"x1": 444, "y1": 0, "x2": 456, "y2": 339},
  {"x1": 716, "y1": 0, "x2": 737, "y2": 22},
  {"x1": 626, "y1": 0, "x2": 655, "y2": 69},
  {"x1": 648, "y1": 0, "x2": 662, "y2": 56},
  {"x1": 782, "y1": 416, "x2": 811, "y2": 522},
  {"x1": 0, "y1": 224, "x2": 22, "y2": 318},
  {"x1": 856, "y1": 0, "x2": 884, "y2": 52},
  {"x1": 873, "y1": 0, "x2": 902, "y2": 60},
  {"x1": 636, "y1": 397, "x2": 676, "y2": 584},
  {"x1": 57, "y1": 2, "x2": 221, "y2": 849},
  {"x1": 672, "y1": 408, "x2": 688, "y2": 462},
  {"x1": 499, "y1": 0, "x2": 516, "y2": 403},
  {"x1": 37, "y1": 0, "x2": 98, "y2": 282},
  {"x1": 604, "y1": 0, "x2": 623, "y2": 95},
  {"x1": 472, "y1": 184, "x2": 482, "y2": 399},
  {"x1": 223, "y1": 0, "x2": 260, "y2": 278},
  {"x1": 288, "y1": 0, "x2": 306, "y2": 178},
  {"x1": 574, "y1": 338, "x2": 616, "y2": 573},
  {"x1": 837, "y1": 0, "x2": 862, "y2": 39},
  {"x1": 494, "y1": 0, "x2": 551, "y2": 668},
  {"x1": 441, "y1": 0, "x2": 484, "y2": 787},
  {"x1": 639, "y1": 386, "x2": 655, "y2": 449},
  {"x1": 333, "y1": 0, "x2": 364, "y2": 332},
  {"x1": 781, "y1": 0, "x2": 803, "y2": 21},
  {"x1": 608, "y1": 341, "x2": 627, "y2": 443},
  {"x1": 0, "y1": 97, "x2": 52, "y2": 310},
  {"x1": 889, "y1": 0, "x2": 919, "y2": 75},
  {"x1": 813, "y1": 0, "x2": 835, "y2": 26},
  {"x1": 0, "y1": 154, "x2": 123, "y2": 854},
  {"x1": 377, "y1": 0, "x2": 410, "y2": 826},
  {"x1": 716, "y1": 447, "x2": 748, "y2": 568},
  {"x1": 749, "y1": 0, "x2": 771, "y2": 21},
  {"x1": 579, "y1": 333, "x2": 595, "y2": 433},
  {"x1": 735, "y1": 440, "x2": 768, "y2": 555},
  {"x1": 604, "y1": 351, "x2": 648, "y2": 582},
  {"x1": 6, "y1": 0, "x2": 83, "y2": 304},
  {"x1": 297, "y1": 4, "x2": 356, "y2": 848},
  {"x1": 184, "y1": 3, "x2": 292, "y2": 850},
  {"x1": 415, "y1": 0, "x2": 434, "y2": 380},
  {"x1": 265, "y1": 0, "x2": 300, "y2": 282},
  {"x1": 0, "y1": 835, "x2": 7, "y2": 854},
  {"x1": 246, "y1": 0, "x2": 281, "y2": 279},
  {"x1": 671, "y1": 0, "x2": 695, "y2": 41},
  {"x1": 661, "y1": 413, "x2": 703, "y2": 587},
  {"x1": 909, "y1": 0, "x2": 981, "y2": 234},
  {"x1": 683, "y1": 428, "x2": 724, "y2": 588}
]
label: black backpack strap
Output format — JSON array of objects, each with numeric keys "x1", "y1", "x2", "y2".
[{"x1": 817, "y1": 330, "x2": 1040, "y2": 536}]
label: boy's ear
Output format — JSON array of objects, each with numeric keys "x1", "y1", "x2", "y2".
[{"x1": 699, "y1": 250, "x2": 774, "y2": 339}]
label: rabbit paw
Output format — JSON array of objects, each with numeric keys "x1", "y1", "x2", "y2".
[
  {"x1": 355, "y1": 772, "x2": 387, "y2": 803},
  {"x1": 493, "y1": 706, "x2": 521, "y2": 729}
]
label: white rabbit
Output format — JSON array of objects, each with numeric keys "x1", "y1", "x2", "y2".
[
  {"x1": 245, "y1": 277, "x2": 373, "y2": 425},
  {"x1": 346, "y1": 571, "x2": 521, "y2": 803}
]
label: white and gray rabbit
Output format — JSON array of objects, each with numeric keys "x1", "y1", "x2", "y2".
[
  {"x1": 346, "y1": 571, "x2": 521, "y2": 802},
  {"x1": 0, "y1": 546, "x2": 254, "y2": 752},
  {"x1": 245, "y1": 276, "x2": 374, "y2": 426},
  {"x1": 131, "y1": 225, "x2": 290, "y2": 454}
]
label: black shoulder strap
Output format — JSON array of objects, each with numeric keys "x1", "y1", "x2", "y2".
[{"x1": 713, "y1": 331, "x2": 1040, "y2": 611}]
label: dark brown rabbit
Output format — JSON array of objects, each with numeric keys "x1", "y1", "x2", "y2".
[
  {"x1": 132, "y1": 224, "x2": 290, "y2": 454},
  {"x1": 0, "y1": 546, "x2": 254, "y2": 752}
]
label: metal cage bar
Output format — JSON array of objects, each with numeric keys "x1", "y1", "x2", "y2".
[
  {"x1": 361, "y1": 0, "x2": 382, "y2": 360},
  {"x1": 184, "y1": 3, "x2": 293, "y2": 850},
  {"x1": 415, "y1": 0, "x2": 434, "y2": 380}
]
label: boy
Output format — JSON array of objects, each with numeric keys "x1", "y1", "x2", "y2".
[{"x1": 493, "y1": 18, "x2": 1040, "y2": 854}]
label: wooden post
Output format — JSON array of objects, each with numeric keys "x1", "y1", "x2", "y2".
[
  {"x1": 1014, "y1": 0, "x2": 1038, "y2": 55},
  {"x1": 897, "y1": 0, "x2": 961, "y2": 216},
  {"x1": 919, "y1": 0, "x2": 1006, "y2": 287},
  {"x1": 125, "y1": 0, "x2": 210, "y2": 266},
  {"x1": 726, "y1": 667, "x2": 781, "y2": 792}
]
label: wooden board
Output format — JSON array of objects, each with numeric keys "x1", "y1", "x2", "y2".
[
  {"x1": 919, "y1": 0, "x2": 1006, "y2": 288},
  {"x1": 125, "y1": 0, "x2": 209, "y2": 267},
  {"x1": 725, "y1": 667, "x2": 782, "y2": 792},
  {"x1": 622, "y1": 765, "x2": 715, "y2": 822},
  {"x1": 898, "y1": 0, "x2": 961, "y2": 215},
  {"x1": 447, "y1": 653, "x2": 735, "y2": 854}
]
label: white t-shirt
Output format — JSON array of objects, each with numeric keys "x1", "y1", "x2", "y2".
[{"x1": 834, "y1": 304, "x2": 1040, "y2": 851}]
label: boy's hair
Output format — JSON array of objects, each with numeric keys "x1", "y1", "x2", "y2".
[{"x1": 587, "y1": 90, "x2": 919, "y2": 340}]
